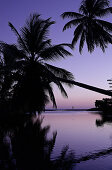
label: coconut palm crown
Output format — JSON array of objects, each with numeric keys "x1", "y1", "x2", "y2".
[
  {"x1": 0, "y1": 14, "x2": 74, "y2": 114},
  {"x1": 61, "y1": 0, "x2": 112, "y2": 53}
]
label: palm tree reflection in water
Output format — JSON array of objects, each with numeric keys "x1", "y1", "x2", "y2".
[{"x1": 0, "y1": 116, "x2": 75, "y2": 170}]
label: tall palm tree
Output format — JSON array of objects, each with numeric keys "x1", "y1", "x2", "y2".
[
  {"x1": 0, "y1": 14, "x2": 74, "y2": 114},
  {"x1": 61, "y1": 0, "x2": 112, "y2": 53}
]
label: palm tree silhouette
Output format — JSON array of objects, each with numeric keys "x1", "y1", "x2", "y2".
[
  {"x1": 0, "y1": 14, "x2": 74, "y2": 114},
  {"x1": 1, "y1": 13, "x2": 112, "y2": 115},
  {"x1": 61, "y1": 0, "x2": 112, "y2": 53}
]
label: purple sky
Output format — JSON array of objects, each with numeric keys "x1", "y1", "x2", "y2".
[{"x1": 1, "y1": 0, "x2": 112, "y2": 109}]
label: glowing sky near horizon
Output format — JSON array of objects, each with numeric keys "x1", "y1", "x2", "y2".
[{"x1": 1, "y1": 0, "x2": 112, "y2": 109}]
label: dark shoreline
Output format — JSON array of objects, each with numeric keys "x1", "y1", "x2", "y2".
[{"x1": 45, "y1": 108, "x2": 100, "y2": 111}]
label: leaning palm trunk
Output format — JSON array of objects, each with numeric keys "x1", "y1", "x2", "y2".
[{"x1": 58, "y1": 77, "x2": 112, "y2": 96}]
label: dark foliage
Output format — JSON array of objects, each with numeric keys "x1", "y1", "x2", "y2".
[
  {"x1": 61, "y1": 0, "x2": 112, "y2": 53},
  {"x1": 0, "y1": 13, "x2": 74, "y2": 115}
]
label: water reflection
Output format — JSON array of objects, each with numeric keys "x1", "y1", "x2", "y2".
[
  {"x1": 2, "y1": 112, "x2": 112, "y2": 170},
  {"x1": 43, "y1": 111, "x2": 112, "y2": 170},
  {"x1": 0, "y1": 115, "x2": 75, "y2": 170},
  {"x1": 96, "y1": 113, "x2": 112, "y2": 127}
]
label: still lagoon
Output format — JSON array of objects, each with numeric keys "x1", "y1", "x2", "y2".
[{"x1": 42, "y1": 111, "x2": 112, "y2": 170}]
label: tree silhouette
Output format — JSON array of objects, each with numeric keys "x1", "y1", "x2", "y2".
[
  {"x1": 0, "y1": 14, "x2": 74, "y2": 114},
  {"x1": 61, "y1": 0, "x2": 112, "y2": 53},
  {"x1": 0, "y1": 43, "x2": 25, "y2": 114}
]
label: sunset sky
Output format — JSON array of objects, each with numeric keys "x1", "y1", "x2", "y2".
[{"x1": 1, "y1": 0, "x2": 112, "y2": 109}]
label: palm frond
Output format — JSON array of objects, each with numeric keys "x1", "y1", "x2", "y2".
[
  {"x1": 56, "y1": 81, "x2": 68, "y2": 98},
  {"x1": 46, "y1": 84, "x2": 57, "y2": 108},
  {"x1": 36, "y1": 39, "x2": 51, "y2": 55},
  {"x1": 86, "y1": 36, "x2": 95, "y2": 53},
  {"x1": 45, "y1": 63, "x2": 74, "y2": 82},
  {"x1": 58, "y1": 43, "x2": 74, "y2": 49},
  {"x1": 72, "y1": 23, "x2": 83, "y2": 47},
  {"x1": 8, "y1": 22, "x2": 29, "y2": 53},
  {"x1": 63, "y1": 18, "x2": 84, "y2": 31},
  {"x1": 19, "y1": 15, "x2": 55, "y2": 57},
  {"x1": 79, "y1": 31, "x2": 86, "y2": 53},
  {"x1": 37, "y1": 18, "x2": 55, "y2": 44},
  {"x1": 94, "y1": 20, "x2": 112, "y2": 43},
  {"x1": 79, "y1": 3, "x2": 88, "y2": 15},
  {"x1": 94, "y1": 0, "x2": 110, "y2": 10},
  {"x1": 95, "y1": 7, "x2": 112, "y2": 17},
  {"x1": 19, "y1": 14, "x2": 45, "y2": 55},
  {"x1": 98, "y1": 38, "x2": 107, "y2": 52},
  {"x1": 40, "y1": 44, "x2": 72, "y2": 61},
  {"x1": 85, "y1": 20, "x2": 112, "y2": 52},
  {"x1": 61, "y1": 12, "x2": 83, "y2": 19},
  {"x1": 95, "y1": 19, "x2": 112, "y2": 32},
  {"x1": 40, "y1": 64, "x2": 68, "y2": 97}
]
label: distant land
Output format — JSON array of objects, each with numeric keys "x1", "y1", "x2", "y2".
[{"x1": 45, "y1": 108, "x2": 100, "y2": 111}]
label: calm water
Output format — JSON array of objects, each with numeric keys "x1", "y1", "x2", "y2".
[{"x1": 42, "y1": 111, "x2": 112, "y2": 170}]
